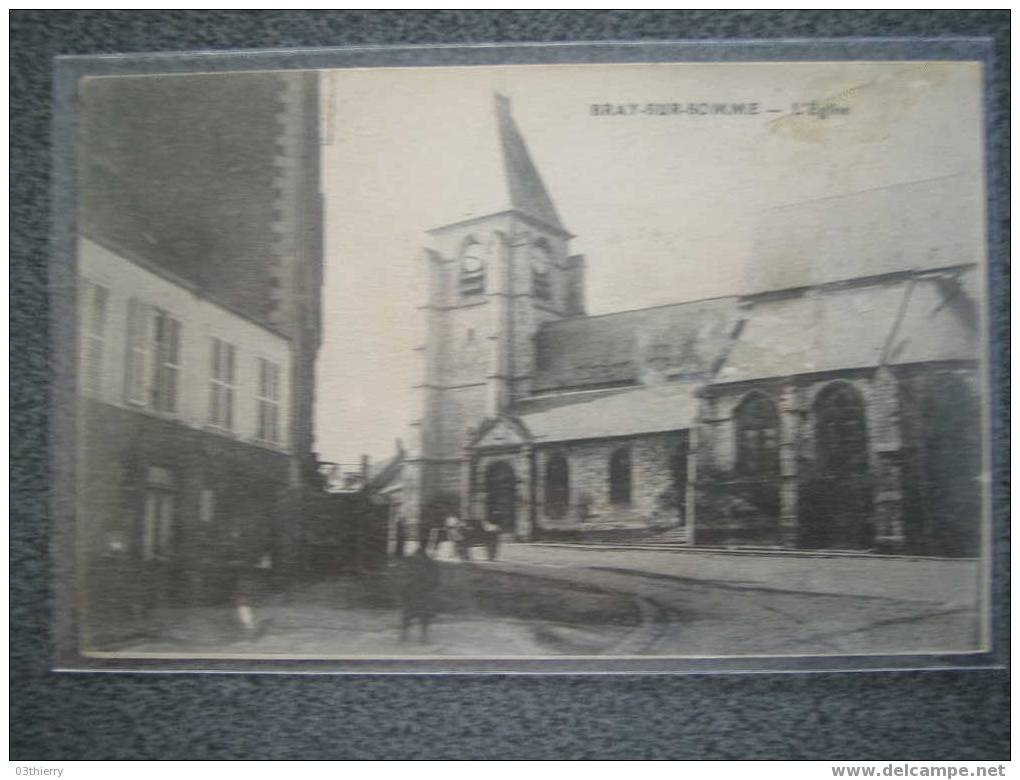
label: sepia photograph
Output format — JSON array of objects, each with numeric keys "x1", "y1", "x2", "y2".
[{"x1": 60, "y1": 54, "x2": 993, "y2": 671}]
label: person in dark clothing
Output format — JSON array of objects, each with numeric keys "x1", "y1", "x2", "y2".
[
  {"x1": 399, "y1": 544, "x2": 440, "y2": 643},
  {"x1": 393, "y1": 516, "x2": 407, "y2": 559}
]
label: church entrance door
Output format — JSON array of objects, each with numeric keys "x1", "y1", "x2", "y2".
[{"x1": 485, "y1": 461, "x2": 517, "y2": 533}]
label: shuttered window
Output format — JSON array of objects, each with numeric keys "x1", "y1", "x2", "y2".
[
  {"x1": 209, "y1": 337, "x2": 236, "y2": 430},
  {"x1": 125, "y1": 301, "x2": 181, "y2": 413},
  {"x1": 80, "y1": 279, "x2": 109, "y2": 396},
  {"x1": 256, "y1": 357, "x2": 281, "y2": 444},
  {"x1": 152, "y1": 311, "x2": 180, "y2": 413}
]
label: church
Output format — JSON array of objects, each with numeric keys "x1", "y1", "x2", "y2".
[{"x1": 401, "y1": 94, "x2": 984, "y2": 557}]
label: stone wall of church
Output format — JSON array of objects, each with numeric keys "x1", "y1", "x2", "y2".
[
  {"x1": 696, "y1": 379, "x2": 796, "y2": 547},
  {"x1": 694, "y1": 364, "x2": 981, "y2": 553},
  {"x1": 533, "y1": 432, "x2": 687, "y2": 532},
  {"x1": 429, "y1": 386, "x2": 487, "y2": 460},
  {"x1": 696, "y1": 373, "x2": 888, "y2": 548}
]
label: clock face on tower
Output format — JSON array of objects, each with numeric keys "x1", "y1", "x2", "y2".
[{"x1": 462, "y1": 243, "x2": 484, "y2": 273}]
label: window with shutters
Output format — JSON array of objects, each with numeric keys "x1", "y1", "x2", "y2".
[
  {"x1": 125, "y1": 301, "x2": 181, "y2": 413},
  {"x1": 79, "y1": 279, "x2": 109, "y2": 396},
  {"x1": 256, "y1": 357, "x2": 281, "y2": 444},
  {"x1": 125, "y1": 299, "x2": 150, "y2": 406},
  {"x1": 151, "y1": 310, "x2": 181, "y2": 413},
  {"x1": 209, "y1": 337, "x2": 237, "y2": 430}
]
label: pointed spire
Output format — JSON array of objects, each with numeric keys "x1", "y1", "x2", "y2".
[
  {"x1": 432, "y1": 92, "x2": 568, "y2": 235},
  {"x1": 493, "y1": 93, "x2": 565, "y2": 233}
]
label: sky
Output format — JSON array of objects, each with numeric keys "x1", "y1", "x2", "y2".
[{"x1": 314, "y1": 60, "x2": 984, "y2": 467}]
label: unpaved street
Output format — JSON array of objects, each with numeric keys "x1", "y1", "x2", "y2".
[{"x1": 107, "y1": 544, "x2": 983, "y2": 659}]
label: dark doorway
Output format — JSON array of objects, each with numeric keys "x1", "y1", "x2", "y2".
[{"x1": 486, "y1": 461, "x2": 517, "y2": 533}]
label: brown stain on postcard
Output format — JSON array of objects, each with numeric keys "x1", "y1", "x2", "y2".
[{"x1": 769, "y1": 63, "x2": 951, "y2": 144}]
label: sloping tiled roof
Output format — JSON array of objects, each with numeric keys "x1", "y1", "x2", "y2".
[
  {"x1": 715, "y1": 271, "x2": 979, "y2": 385},
  {"x1": 533, "y1": 297, "x2": 740, "y2": 392},
  {"x1": 746, "y1": 174, "x2": 983, "y2": 294},
  {"x1": 513, "y1": 382, "x2": 700, "y2": 444}
]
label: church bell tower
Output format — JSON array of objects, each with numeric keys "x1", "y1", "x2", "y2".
[{"x1": 403, "y1": 93, "x2": 586, "y2": 535}]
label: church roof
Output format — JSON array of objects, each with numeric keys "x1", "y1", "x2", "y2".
[
  {"x1": 715, "y1": 270, "x2": 980, "y2": 385},
  {"x1": 432, "y1": 93, "x2": 566, "y2": 234},
  {"x1": 746, "y1": 173, "x2": 983, "y2": 294},
  {"x1": 532, "y1": 297, "x2": 740, "y2": 392},
  {"x1": 513, "y1": 382, "x2": 701, "y2": 444}
]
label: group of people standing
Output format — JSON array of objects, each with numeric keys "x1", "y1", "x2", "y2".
[
  {"x1": 224, "y1": 514, "x2": 485, "y2": 645},
  {"x1": 397, "y1": 514, "x2": 466, "y2": 642}
]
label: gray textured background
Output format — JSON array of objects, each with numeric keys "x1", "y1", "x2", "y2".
[{"x1": 11, "y1": 10, "x2": 1010, "y2": 760}]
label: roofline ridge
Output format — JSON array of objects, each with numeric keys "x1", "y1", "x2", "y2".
[
  {"x1": 539, "y1": 293, "x2": 739, "y2": 326},
  {"x1": 79, "y1": 231, "x2": 291, "y2": 341},
  {"x1": 516, "y1": 385, "x2": 634, "y2": 404}
]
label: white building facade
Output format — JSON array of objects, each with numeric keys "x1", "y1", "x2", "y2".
[{"x1": 77, "y1": 237, "x2": 299, "y2": 628}]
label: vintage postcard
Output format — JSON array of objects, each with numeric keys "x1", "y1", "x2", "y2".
[{"x1": 54, "y1": 44, "x2": 998, "y2": 672}]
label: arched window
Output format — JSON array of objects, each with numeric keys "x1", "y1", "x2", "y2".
[
  {"x1": 544, "y1": 453, "x2": 569, "y2": 519},
  {"x1": 609, "y1": 447, "x2": 632, "y2": 505},
  {"x1": 459, "y1": 240, "x2": 485, "y2": 297},
  {"x1": 735, "y1": 392, "x2": 780, "y2": 477},
  {"x1": 530, "y1": 241, "x2": 553, "y2": 302},
  {"x1": 815, "y1": 382, "x2": 868, "y2": 475}
]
